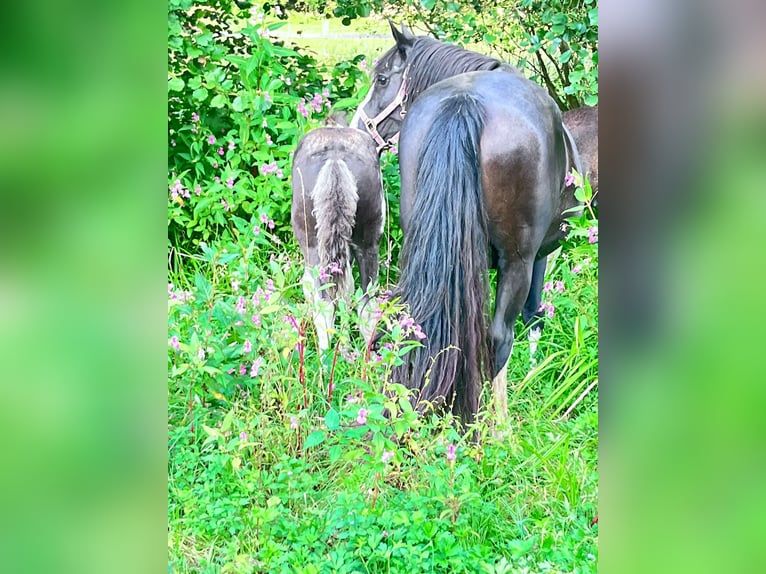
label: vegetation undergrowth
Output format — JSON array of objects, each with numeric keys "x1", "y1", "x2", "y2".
[{"x1": 169, "y1": 2, "x2": 597, "y2": 572}]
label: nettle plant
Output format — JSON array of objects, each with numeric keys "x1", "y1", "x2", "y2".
[{"x1": 168, "y1": 0, "x2": 368, "y2": 255}]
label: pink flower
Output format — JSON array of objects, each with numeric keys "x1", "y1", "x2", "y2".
[
  {"x1": 588, "y1": 226, "x2": 598, "y2": 244},
  {"x1": 555, "y1": 280, "x2": 565, "y2": 293},
  {"x1": 218, "y1": 147, "x2": 224, "y2": 156},
  {"x1": 169, "y1": 336, "x2": 180, "y2": 351},
  {"x1": 228, "y1": 140, "x2": 235, "y2": 151},
  {"x1": 446, "y1": 444, "x2": 456, "y2": 462},
  {"x1": 572, "y1": 265, "x2": 582, "y2": 274},
  {"x1": 238, "y1": 364, "x2": 247, "y2": 376},
  {"x1": 251, "y1": 314, "x2": 261, "y2": 327},
  {"x1": 290, "y1": 416, "x2": 298, "y2": 430},
  {"x1": 565, "y1": 171, "x2": 575, "y2": 187},
  {"x1": 412, "y1": 324, "x2": 426, "y2": 340},
  {"x1": 297, "y1": 99, "x2": 309, "y2": 119},
  {"x1": 239, "y1": 431, "x2": 247, "y2": 441},
  {"x1": 208, "y1": 135, "x2": 216, "y2": 145},
  {"x1": 253, "y1": 226, "x2": 260, "y2": 235},
  {"x1": 544, "y1": 281, "x2": 553, "y2": 293},
  {"x1": 250, "y1": 357, "x2": 263, "y2": 377},
  {"x1": 265, "y1": 134, "x2": 273, "y2": 146},
  {"x1": 192, "y1": 112, "x2": 199, "y2": 122},
  {"x1": 545, "y1": 303, "x2": 555, "y2": 318},
  {"x1": 356, "y1": 408, "x2": 368, "y2": 425},
  {"x1": 235, "y1": 296, "x2": 246, "y2": 314},
  {"x1": 382, "y1": 450, "x2": 393, "y2": 463},
  {"x1": 268, "y1": 219, "x2": 275, "y2": 230},
  {"x1": 263, "y1": 91, "x2": 272, "y2": 103},
  {"x1": 226, "y1": 177, "x2": 234, "y2": 188},
  {"x1": 231, "y1": 280, "x2": 240, "y2": 291},
  {"x1": 260, "y1": 213, "x2": 269, "y2": 224},
  {"x1": 194, "y1": 184, "x2": 201, "y2": 195},
  {"x1": 243, "y1": 340, "x2": 252, "y2": 354},
  {"x1": 197, "y1": 348, "x2": 206, "y2": 360}
]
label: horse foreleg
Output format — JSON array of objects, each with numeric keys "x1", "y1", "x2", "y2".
[
  {"x1": 490, "y1": 259, "x2": 533, "y2": 434},
  {"x1": 521, "y1": 257, "x2": 548, "y2": 366}
]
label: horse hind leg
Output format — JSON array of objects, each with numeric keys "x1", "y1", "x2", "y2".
[
  {"x1": 521, "y1": 257, "x2": 548, "y2": 366},
  {"x1": 301, "y1": 247, "x2": 335, "y2": 352},
  {"x1": 351, "y1": 242, "x2": 381, "y2": 344},
  {"x1": 490, "y1": 257, "x2": 533, "y2": 433}
]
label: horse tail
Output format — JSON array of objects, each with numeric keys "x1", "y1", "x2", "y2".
[
  {"x1": 395, "y1": 93, "x2": 491, "y2": 425},
  {"x1": 311, "y1": 159, "x2": 358, "y2": 300}
]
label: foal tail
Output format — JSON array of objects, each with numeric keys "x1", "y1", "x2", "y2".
[
  {"x1": 395, "y1": 93, "x2": 491, "y2": 425},
  {"x1": 311, "y1": 159, "x2": 358, "y2": 300}
]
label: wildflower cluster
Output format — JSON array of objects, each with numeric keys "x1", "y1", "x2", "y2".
[{"x1": 260, "y1": 161, "x2": 284, "y2": 178}]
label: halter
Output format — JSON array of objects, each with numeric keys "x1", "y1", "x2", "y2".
[{"x1": 356, "y1": 66, "x2": 410, "y2": 153}]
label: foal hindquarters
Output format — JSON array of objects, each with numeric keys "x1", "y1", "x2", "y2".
[{"x1": 290, "y1": 128, "x2": 384, "y2": 350}]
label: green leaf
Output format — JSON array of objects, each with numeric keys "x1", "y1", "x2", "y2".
[
  {"x1": 194, "y1": 272, "x2": 212, "y2": 303},
  {"x1": 324, "y1": 408, "x2": 340, "y2": 431},
  {"x1": 420, "y1": 0, "x2": 437, "y2": 10},
  {"x1": 221, "y1": 409, "x2": 235, "y2": 432},
  {"x1": 304, "y1": 430, "x2": 326, "y2": 449},
  {"x1": 193, "y1": 197, "x2": 214, "y2": 217},
  {"x1": 192, "y1": 87, "x2": 208, "y2": 101},
  {"x1": 210, "y1": 94, "x2": 227, "y2": 108},
  {"x1": 168, "y1": 77, "x2": 185, "y2": 92},
  {"x1": 270, "y1": 45, "x2": 299, "y2": 58},
  {"x1": 232, "y1": 95, "x2": 244, "y2": 112},
  {"x1": 329, "y1": 445, "x2": 342, "y2": 462}
]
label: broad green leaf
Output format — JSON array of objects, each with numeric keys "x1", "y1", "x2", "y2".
[
  {"x1": 324, "y1": 408, "x2": 340, "y2": 431},
  {"x1": 168, "y1": 77, "x2": 185, "y2": 92},
  {"x1": 192, "y1": 87, "x2": 208, "y2": 101},
  {"x1": 304, "y1": 430, "x2": 326, "y2": 449},
  {"x1": 210, "y1": 94, "x2": 227, "y2": 108},
  {"x1": 194, "y1": 272, "x2": 212, "y2": 303}
]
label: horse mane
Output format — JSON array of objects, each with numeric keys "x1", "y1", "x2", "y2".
[{"x1": 402, "y1": 36, "x2": 515, "y2": 100}]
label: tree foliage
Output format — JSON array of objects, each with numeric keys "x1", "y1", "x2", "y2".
[{"x1": 330, "y1": 0, "x2": 598, "y2": 108}]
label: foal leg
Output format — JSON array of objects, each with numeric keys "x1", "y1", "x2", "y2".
[
  {"x1": 521, "y1": 257, "x2": 547, "y2": 366},
  {"x1": 490, "y1": 258, "x2": 533, "y2": 432},
  {"x1": 351, "y1": 243, "x2": 380, "y2": 344}
]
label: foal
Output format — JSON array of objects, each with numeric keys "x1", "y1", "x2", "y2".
[{"x1": 291, "y1": 125, "x2": 384, "y2": 350}]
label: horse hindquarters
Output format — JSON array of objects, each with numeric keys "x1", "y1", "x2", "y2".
[
  {"x1": 293, "y1": 157, "x2": 359, "y2": 350},
  {"x1": 395, "y1": 93, "x2": 492, "y2": 425}
]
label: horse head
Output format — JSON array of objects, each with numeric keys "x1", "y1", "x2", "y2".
[{"x1": 351, "y1": 21, "x2": 414, "y2": 152}]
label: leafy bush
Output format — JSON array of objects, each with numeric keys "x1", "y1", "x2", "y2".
[{"x1": 168, "y1": 0, "x2": 368, "y2": 257}]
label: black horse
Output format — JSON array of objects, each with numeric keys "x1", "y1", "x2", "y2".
[
  {"x1": 291, "y1": 125, "x2": 385, "y2": 351},
  {"x1": 352, "y1": 23, "x2": 581, "y2": 425}
]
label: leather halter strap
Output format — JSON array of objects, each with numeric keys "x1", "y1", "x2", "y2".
[{"x1": 357, "y1": 66, "x2": 409, "y2": 153}]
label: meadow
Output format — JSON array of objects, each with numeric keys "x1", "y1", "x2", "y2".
[{"x1": 168, "y1": 4, "x2": 598, "y2": 572}]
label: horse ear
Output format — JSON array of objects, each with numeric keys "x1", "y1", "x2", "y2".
[{"x1": 388, "y1": 19, "x2": 413, "y2": 56}]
